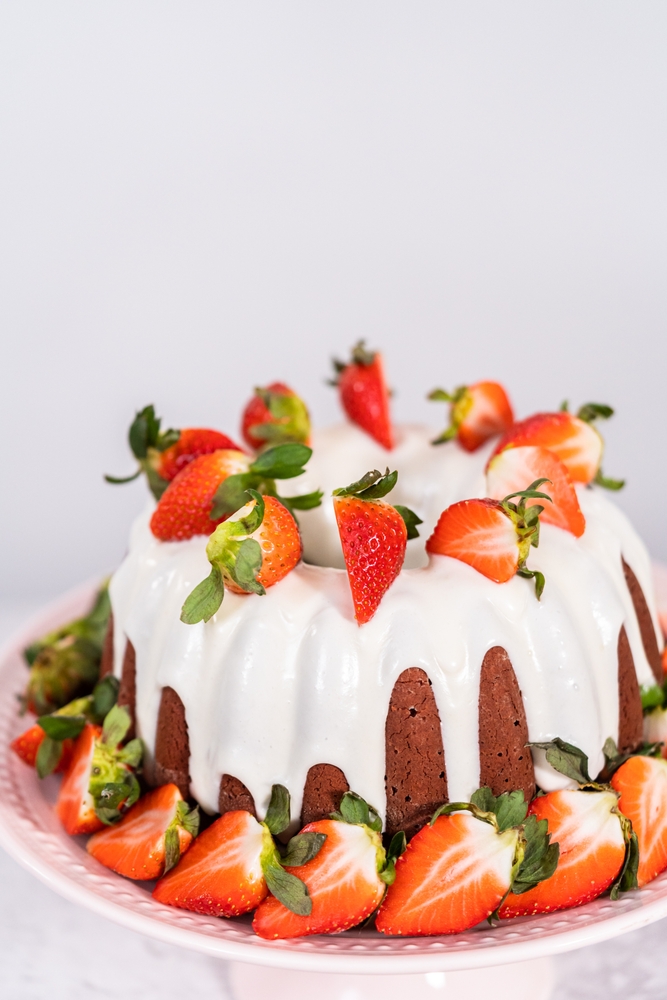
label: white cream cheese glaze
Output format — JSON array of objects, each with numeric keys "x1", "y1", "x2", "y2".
[{"x1": 109, "y1": 423, "x2": 663, "y2": 825}]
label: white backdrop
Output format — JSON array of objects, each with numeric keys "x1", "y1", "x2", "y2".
[{"x1": 1, "y1": 2, "x2": 666, "y2": 601}]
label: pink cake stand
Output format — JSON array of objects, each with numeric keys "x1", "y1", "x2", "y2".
[{"x1": 2, "y1": 578, "x2": 667, "y2": 1000}]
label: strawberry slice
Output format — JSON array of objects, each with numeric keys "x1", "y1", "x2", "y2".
[
  {"x1": 253, "y1": 792, "x2": 391, "y2": 939},
  {"x1": 429, "y1": 381, "x2": 514, "y2": 452},
  {"x1": 501, "y1": 737, "x2": 637, "y2": 916},
  {"x1": 486, "y1": 446, "x2": 586, "y2": 538},
  {"x1": 180, "y1": 491, "x2": 303, "y2": 624},
  {"x1": 332, "y1": 469, "x2": 421, "y2": 624},
  {"x1": 331, "y1": 342, "x2": 394, "y2": 450},
  {"x1": 499, "y1": 789, "x2": 626, "y2": 916},
  {"x1": 11, "y1": 724, "x2": 73, "y2": 773},
  {"x1": 105, "y1": 404, "x2": 243, "y2": 500},
  {"x1": 611, "y1": 755, "x2": 667, "y2": 886},
  {"x1": 426, "y1": 480, "x2": 551, "y2": 598},
  {"x1": 55, "y1": 706, "x2": 142, "y2": 836},
  {"x1": 154, "y1": 785, "x2": 325, "y2": 918},
  {"x1": 241, "y1": 382, "x2": 311, "y2": 451},
  {"x1": 490, "y1": 405, "x2": 623, "y2": 488},
  {"x1": 150, "y1": 449, "x2": 250, "y2": 541},
  {"x1": 87, "y1": 784, "x2": 199, "y2": 880},
  {"x1": 375, "y1": 787, "x2": 558, "y2": 936}
]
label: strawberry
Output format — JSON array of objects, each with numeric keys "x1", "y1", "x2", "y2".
[
  {"x1": 241, "y1": 382, "x2": 310, "y2": 451},
  {"x1": 253, "y1": 792, "x2": 394, "y2": 939},
  {"x1": 331, "y1": 342, "x2": 394, "y2": 450},
  {"x1": 486, "y1": 446, "x2": 586, "y2": 538},
  {"x1": 154, "y1": 785, "x2": 325, "y2": 918},
  {"x1": 375, "y1": 788, "x2": 558, "y2": 936},
  {"x1": 180, "y1": 491, "x2": 302, "y2": 624},
  {"x1": 644, "y1": 707, "x2": 667, "y2": 758},
  {"x1": 426, "y1": 480, "x2": 552, "y2": 598},
  {"x1": 501, "y1": 738, "x2": 637, "y2": 916},
  {"x1": 429, "y1": 381, "x2": 514, "y2": 452},
  {"x1": 611, "y1": 755, "x2": 667, "y2": 886},
  {"x1": 55, "y1": 706, "x2": 142, "y2": 836},
  {"x1": 332, "y1": 470, "x2": 421, "y2": 624},
  {"x1": 491, "y1": 404, "x2": 624, "y2": 489},
  {"x1": 106, "y1": 404, "x2": 243, "y2": 500},
  {"x1": 87, "y1": 784, "x2": 199, "y2": 880},
  {"x1": 149, "y1": 449, "x2": 250, "y2": 541},
  {"x1": 11, "y1": 725, "x2": 73, "y2": 773}
]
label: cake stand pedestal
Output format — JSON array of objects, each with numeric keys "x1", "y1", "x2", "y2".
[{"x1": 227, "y1": 956, "x2": 554, "y2": 1000}]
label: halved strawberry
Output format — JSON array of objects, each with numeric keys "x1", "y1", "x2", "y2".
[
  {"x1": 429, "y1": 381, "x2": 514, "y2": 452},
  {"x1": 375, "y1": 788, "x2": 558, "y2": 936},
  {"x1": 491, "y1": 405, "x2": 623, "y2": 488},
  {"x1": 180, "y1": 491, "x2": 302, "y2": 624},
  {"x1": 499, "y1": 789, "x2": 626, "y2": 916},
  {"x1": 154, "y1": 785, "x2": 325, "y2": 918},
  {"x1": 331, "y1": 342, "x2": 394, "y2": 450},
  {"x1": 426, "y1": 480, "x2": 551, "y2": 598},
  {"x1": 486, "y1": 446, "x2": 585, "y2": 537},
  {"x1": 149, "y1": 449, "x2": 250, "y2": 541},
  {"x1": 253, "y1": 792, "x2": 391, "y2": 939},
  {"x1": 241, "y1": 382, "x2": 310, "y2": 451},
  {"x1": 11, "y1": 725, "x2": 73, "y2": 773},
  {"x1": 332, "y1": 470, "x2": 420, "y2": 624},
  {"x1": 611, "y1": 755, "x2": 667, "y2": 886},
  {"x1": 105, "y1": 404, "x2": 242, "y2": 500},
  {"x1": 55, "y1": 706, "x2": 142, "y2": 836},
  {"x1": 87, "y1": 784, "x2": 199, "y2": 880}
]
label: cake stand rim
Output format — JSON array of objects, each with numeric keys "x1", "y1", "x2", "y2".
[{"x1": 1, "y1": 575, "x2": 667, "y2": 975}]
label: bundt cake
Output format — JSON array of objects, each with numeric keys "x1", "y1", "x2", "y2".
[{"x1": 97, "y1": 347, "x2": 663, "y2": 843}]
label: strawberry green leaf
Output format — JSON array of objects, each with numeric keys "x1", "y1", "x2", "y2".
[
  {"x1": 92, "y1": 675, "x2": 120, "y2": 721},
  {"x1": 102, "y1": 704, "x2": 132, "y2": 748},
  {"x1": 501, "y1": 478, "x2": 552, "y2": 508},
  {"x1": 330, "y1": 341, "x2": 376, "y2": 383},
  {"x1": 517, "y1": 567, "x2": 546, "y2": 600},
  {"x1": 332, "y1": 791, "x2": 382, "y2": 832},
  {"x1": 529, "y1": 738, "x2": 591, "y2": 784},
  {"x1": 264, "y1": 784, "x2": 291, "y2": 836},
  {"x1": 94, "y1": 772, "x2": 141, "y2": 825},
  {"x1": 250, "y1": 444, "x2": 312, "y2": 480},
  {"x1": 379, "y1": 830, "x2": 407, "y2": 886},
  {"x1": 511, "y1": 815, "x2": 560, "y2": 895},
  {"x1": 35, "y1": 735, "x2": 63, "y2": 779},
  {"x1": 641, "y1": 683, "x2": 667, "y2": 712},
  {"x1": 281, "y1": 832, "x2": 327, "y2": 867},
  {"x1": 598, "y1": 736, "x2": 663, "y2": 782},
  {"x1": 393, "y1": 505, "x2": 422, "y2": 540},
  {"x1": 117, "y1": 738, "x2": 143, "y2": 768},
  {"x1": 560, "y1": 400, "x2": 569, "y2": 412},
  {"x1": 610, "y1": 828, "x2": 639, "y2": 899},
  {"x1": 577, "y1": 403, "x2": 614, "y2": 424},
  {"x1": 263, "y1": 861, "x2": 312, "y2": 916},
  {"x1": 231, "y1": 539, "x2": 265, "y2": 595},
  {"x1": 279, "y1": 490, "x2": 324, "y2": 512},
  {"x1": 594, "y1": 469, "x2": 625, "y2": 491},
  {"x1": 471, "y1": 788, "x2": 528, "y2": 831},
  {"x1": 177, "y1": 801, "x2": 200, "y2": 839},
  {"x1": 180, "y1": 566, "x2": 225, "y2": 625},
  {"x1": 38, "y1": 714, "x2": 86, "y2": 741},
  {"x1": 104, "y1": 470, "x2": 142, "y2": 485},
  {"x1": 210, "y1": 474, "x2": 255, "y2": 519},
  {"x1": 164, "y1": 825, "x2": 181, "y2": 874},
  {"x1": 333, "y1": 469, "x2": 398, "y2": 501}
]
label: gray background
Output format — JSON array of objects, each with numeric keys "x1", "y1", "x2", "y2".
[
  {"x1": 1, "y1": 1, "x2": 666, "y2": 602},
  {"x1": 1, "y1": 4, "x2": 667, "y2": 997}
]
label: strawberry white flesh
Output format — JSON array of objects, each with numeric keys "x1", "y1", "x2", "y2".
[
  {"x1": 492, "y1": 412, "x2": 602, "y2": 484},
  {"x1": 486, "y1": 446, "x2": 585, "y2": 538}
]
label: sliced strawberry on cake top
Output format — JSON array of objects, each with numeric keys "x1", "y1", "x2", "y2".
[
  {"x1": 333, "y1": 469, "x2": 421, "y2": 624},
  {"x1": 331, "y1": 342, "x2": 394, "y2": 450},
  {"x1": 486, "y1": 445, "x2": 586, "y2": 537},
  {"x1": 429, "y1": 381, "x2": 514, "y2": 452},
  {"x1": 426, "y1": 479, "x2": 552, "y2": 598}
]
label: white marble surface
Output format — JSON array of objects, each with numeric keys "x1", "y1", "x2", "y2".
[{"x1": 1, "y1": 600, "x2": 666, "y2": 1000}]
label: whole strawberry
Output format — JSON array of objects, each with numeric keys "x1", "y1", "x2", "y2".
[
  {"x1": 106, "y1": 404, "x2": 243, "y2": 500},
  {"x1": 241, "y1": 382, "x2": 310, "y2": 451},
  {"x1": 150, "y1": 449, "x2": 250, "y2": 541},
  {"x1": 429, "y1": 381, "x2": 514, "y2": 451},
  {"x1": 180, "y1": 490, "x2": 302, "y2": 624},
  {"x1": 331, "y1": 342, "x2": 394, "y2": 450},
  {"x1": 333, "y1": 469, "x2": 421, "y2": 624}
]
